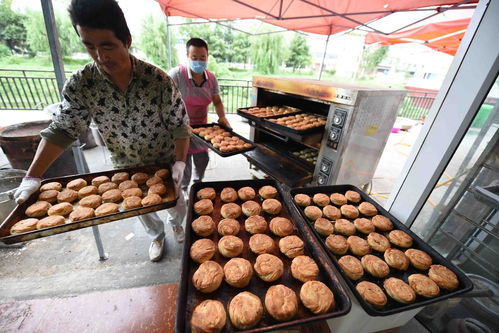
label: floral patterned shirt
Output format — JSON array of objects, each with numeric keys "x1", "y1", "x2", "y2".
[{"x1": 41, "y1": 55, "x2": 191, "y2": 168}]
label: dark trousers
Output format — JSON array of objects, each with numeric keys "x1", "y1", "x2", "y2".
[{"x1": 182, "y1": 151, "x2": 209, "y2": 191}]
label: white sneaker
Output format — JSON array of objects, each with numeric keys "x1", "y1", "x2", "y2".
[
  {"x1": 149, "y1": 238, "x2": 165, "y2": 262},
  {"x1": 172, "y1": 225, "x2": 185, "y2": 243}
]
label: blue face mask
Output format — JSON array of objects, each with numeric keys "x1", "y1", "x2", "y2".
[{"x1": 190, "y1": 60, "x2": 207, "y2": 74}]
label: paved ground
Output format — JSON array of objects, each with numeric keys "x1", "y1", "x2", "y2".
[
  {"x1": 0, "y1": 112, "x2": 433, "y2": 332},
  {"x1": 0, "y1": 113, "x2": 256, "y2": 302},
  {"x1": 0, "y1": 113, "x2": 418, "y2": 302}
]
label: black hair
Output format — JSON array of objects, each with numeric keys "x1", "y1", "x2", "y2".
[
  {"x1": 186, "y1": 38, "x2": 208, "y2": 53},
  {"x1": 68, "y1": 0, "x2": 131, "y2": 46}
]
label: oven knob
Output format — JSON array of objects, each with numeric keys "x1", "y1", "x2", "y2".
[
  {"x1": 333, "y1": 115, "x2": 342, "y2": 125},
  {"x1": 329, "y1": 131, "x2": 337, "y2": 141},
  {"x1": 318, "y1": 176, "x2": 326, "y2": 185},
  {"x1": 321, "y1": 164, "x2": 329, "y2": 173}
]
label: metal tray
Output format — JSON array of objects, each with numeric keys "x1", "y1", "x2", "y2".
[
  {"x1": 261, "y1": 112, "x2": 327, "y2": 135},
  {"x1": 0, "y1": 165, "x2": 177, "y2": 244},
  {"x1": 260, "y1": 141, "x2": 316, "y2": 171},
  {"x1": 237, "y1": 106, "x2": 302, "y2": 123},
  {"x1": 175, "y1": 179, "x2": 351, "y2": 333},
  {"x1": 191, "y1": 123, "x2": 256, "y2": 157},
  {"x1": 242, "y1": 145, "x2": 313, "y2": 188},
  {"x1": 288, "y1": 184, "x2": 474, "y2": 316}
]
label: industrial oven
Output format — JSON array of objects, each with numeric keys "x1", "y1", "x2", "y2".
[{"x1": 240, "y1": 76, "x2": 406, "y2": 188}]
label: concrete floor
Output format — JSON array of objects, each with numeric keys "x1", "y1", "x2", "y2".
[
  {"x1": 0, "y1": 113, "x2": 257, "y2": 303},
  {"x1": 0, "y1": 112, "x2": 430, "y2": 332},
  {"x1": 0, "y1": 113, "x2": 416, "y2": 301}
]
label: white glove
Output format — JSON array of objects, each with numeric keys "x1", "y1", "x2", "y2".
[
  {"x1": 172, "y1": 161, "x2": 186, "y2": 190},
  {"x1": 14, "y1": 177, "x2": 42, "y2": 204}
]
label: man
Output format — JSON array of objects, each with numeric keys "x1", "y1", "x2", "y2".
[
  {"x1": 168, "y1": 38, "x2": 231, "y2": 192},
  {"x1": 13, "y1": 0, "x2": 191, "y2": 262}
]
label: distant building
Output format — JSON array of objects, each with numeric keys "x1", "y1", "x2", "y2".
[{"x1": 375, "y1": 43, "x2": 454, "y2": 91}]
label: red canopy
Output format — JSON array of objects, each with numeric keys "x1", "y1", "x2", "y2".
[
  {"x1": 365, "y1": 18, "x2": 470, "y2": 55},
  {"x1": 159, "y1": 0, "x2": 476, "y2": 36}
]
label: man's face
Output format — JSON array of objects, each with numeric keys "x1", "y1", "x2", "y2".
[
  {"x1": 187, "y1": 46, "x2": 208, "y2": 62},
  {"x1": 77, "y1": 26, "x2": 131, "y2": 76}
]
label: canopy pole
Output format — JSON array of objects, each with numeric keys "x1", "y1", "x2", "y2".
[
  {"x1": 41, "y1": 0, "x2": 65, "y2": 96},
  {"x1": 318, "y1": 34, "x2": 330, "y2": 80},
  {"x1": 165, "y1": 8, "x2": 172, "y2": 69}
]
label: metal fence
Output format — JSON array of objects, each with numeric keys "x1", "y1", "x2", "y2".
[
  {"x1": 399, "y1": 91, "x2": 438, "y2": 120},
  {"x1": 0, "y1": 69, "x2": 252, "y2": 113},
  {"x1": 0, "y1": 69, "x2": 70, "y2": 110},
  {"x1": 0, "y1": 68, "x2": 436, "y2": 119},
  {"x1": 213, "y1": 79, "x2": 252, "y2": 113}
]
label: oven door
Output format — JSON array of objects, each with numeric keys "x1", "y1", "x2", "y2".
[{"x1": 242, "y1": 143, "x2": 313, "y2": 187}]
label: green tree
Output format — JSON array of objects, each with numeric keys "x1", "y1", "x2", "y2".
[
  {"x1": 360, "y1": 45, "x2": 389, "y2": 76},
  {"x1": 205, "y1": 54, "x2": 230, "y2": 78},
  {"x1": 250, "y1": 32, "x2": 284, "y2": 74},
  {"x1": 0, "y1": 43, "x2": 11, "y2": 57},
  {"x1": 220, "y1": 23, "x2": 235, "y2": 62},
  {"x1": 232, "y1": 32, "x2": 250, "y2": 65},
  {"x1": 0, "y1": 0, "x2": 27, "y2": 53},
  {"x1": 285, "y1": 34, "x2": 311, "y2": 71},
  {"x1": 24, "y1": 10, "x2": 83, "y2": 57},
  {"x1": 178, "y1": 22, "x2": 233, "y2": 63},
  {"x1": 138, "y1": 15, "x2": 178, "y2": 70}
]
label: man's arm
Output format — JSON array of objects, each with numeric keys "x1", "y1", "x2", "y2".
[
  {"x1": 15, "y1": 72, "x2": 90, "y2": 203},
  {"x1": 27, "y1": 138, "x2": 65, "y2": 177},
  {"x1": 13, "y1": 138, "x2": 66, "y2": 203},
  {"x1": 175, "y1": 137, "x2": 189, "y2": 162},
  {"x1": 212, "y1": 94, "x2": 231, "y2": 129}
]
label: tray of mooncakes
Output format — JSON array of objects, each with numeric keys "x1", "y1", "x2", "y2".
[
  {"x1": 0, "y1": 165, "x2": 177, "y2": 244},
  {"x1": 176, "y1": 179, "x2": 351, "y2": 333},
  {"x1": 190, "y1": 123, "x2": 256, "y2": 157},
  {"x1": 288, "y1": 184, "x2": 473, "y2": 316}
]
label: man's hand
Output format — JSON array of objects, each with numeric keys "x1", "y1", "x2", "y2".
[
  {"x1": 218, "y1": 116, "x2": 232, "y2": 130},
  {"x1": 14, "y1": 177, "x2": 42, "y2": 204},
  {"x1": 172, "y1": 161, "x2": 186, "y2": 191}
]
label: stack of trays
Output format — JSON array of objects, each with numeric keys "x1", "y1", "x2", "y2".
[
  {"x1": 289, "y1": 184, "x2": 473, "y2": 316},
  {"x1": 176, "y1": 179, "x2": 351, "y2": 332}
]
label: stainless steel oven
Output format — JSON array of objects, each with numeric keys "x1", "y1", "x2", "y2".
[{"x1": 241, "y1": 76, "x2": 406, "y2": 188}]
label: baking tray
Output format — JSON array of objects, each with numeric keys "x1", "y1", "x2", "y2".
[
  {"x1": 261, "y1": 141, "x2": 317, "y2": 171},
  {"x1": 191, "y1": 123, "x2": 256, "y2": 157},
  {"x1": 262, "y1": 112, "x2": 327, "y2": 135},
  {"x1": 288, "y1": 184, "x2": 474, "y2": 316},
  {"x1": 175, "y1": 179, "x2": 351, "y2": 333},
  {"x1": 237, "y1": 106, "x2": 302, "y2": 123},
  {"x1": 0, "y1": 165, "x2": 177, "y2": 245}
]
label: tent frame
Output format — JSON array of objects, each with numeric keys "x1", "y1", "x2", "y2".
[
  {"x1": 163, "y1": 0, "x2": 476, "y2": 35},
  {"x1": 41, "y1": 0, "x2": 479, "y2": 88},
  {"x1": 161, "y1": 0, "x2": 476, "y2": 78}
]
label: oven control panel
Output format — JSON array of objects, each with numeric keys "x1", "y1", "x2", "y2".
[
  {"x1": 317, "y1": 157, "x2": 333, "y2": 185},
  {"x1": 327, "y1": 108, "x2": 348, "y2": 150}
]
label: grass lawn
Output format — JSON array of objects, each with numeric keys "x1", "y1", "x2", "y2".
[
  {"x1": 0, "y1": 55, "x2": 90, "y2": 75},
  {"x1": 0, "y1": 54, "x2": 400, "y2": 89},
  {"x1": 1, "y1": 54, "x2": 406, "y2": 112},
  {"x1": 221, "y1": 66, "x2": 401, "y2": 88}
]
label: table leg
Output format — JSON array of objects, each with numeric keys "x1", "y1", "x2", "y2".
[
  {"x1": 92, "y1": 225, "x2": 108, "y2": 261},
  {"x1": 71, "y1": 142, "x2": 108, "y2": 261}
]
